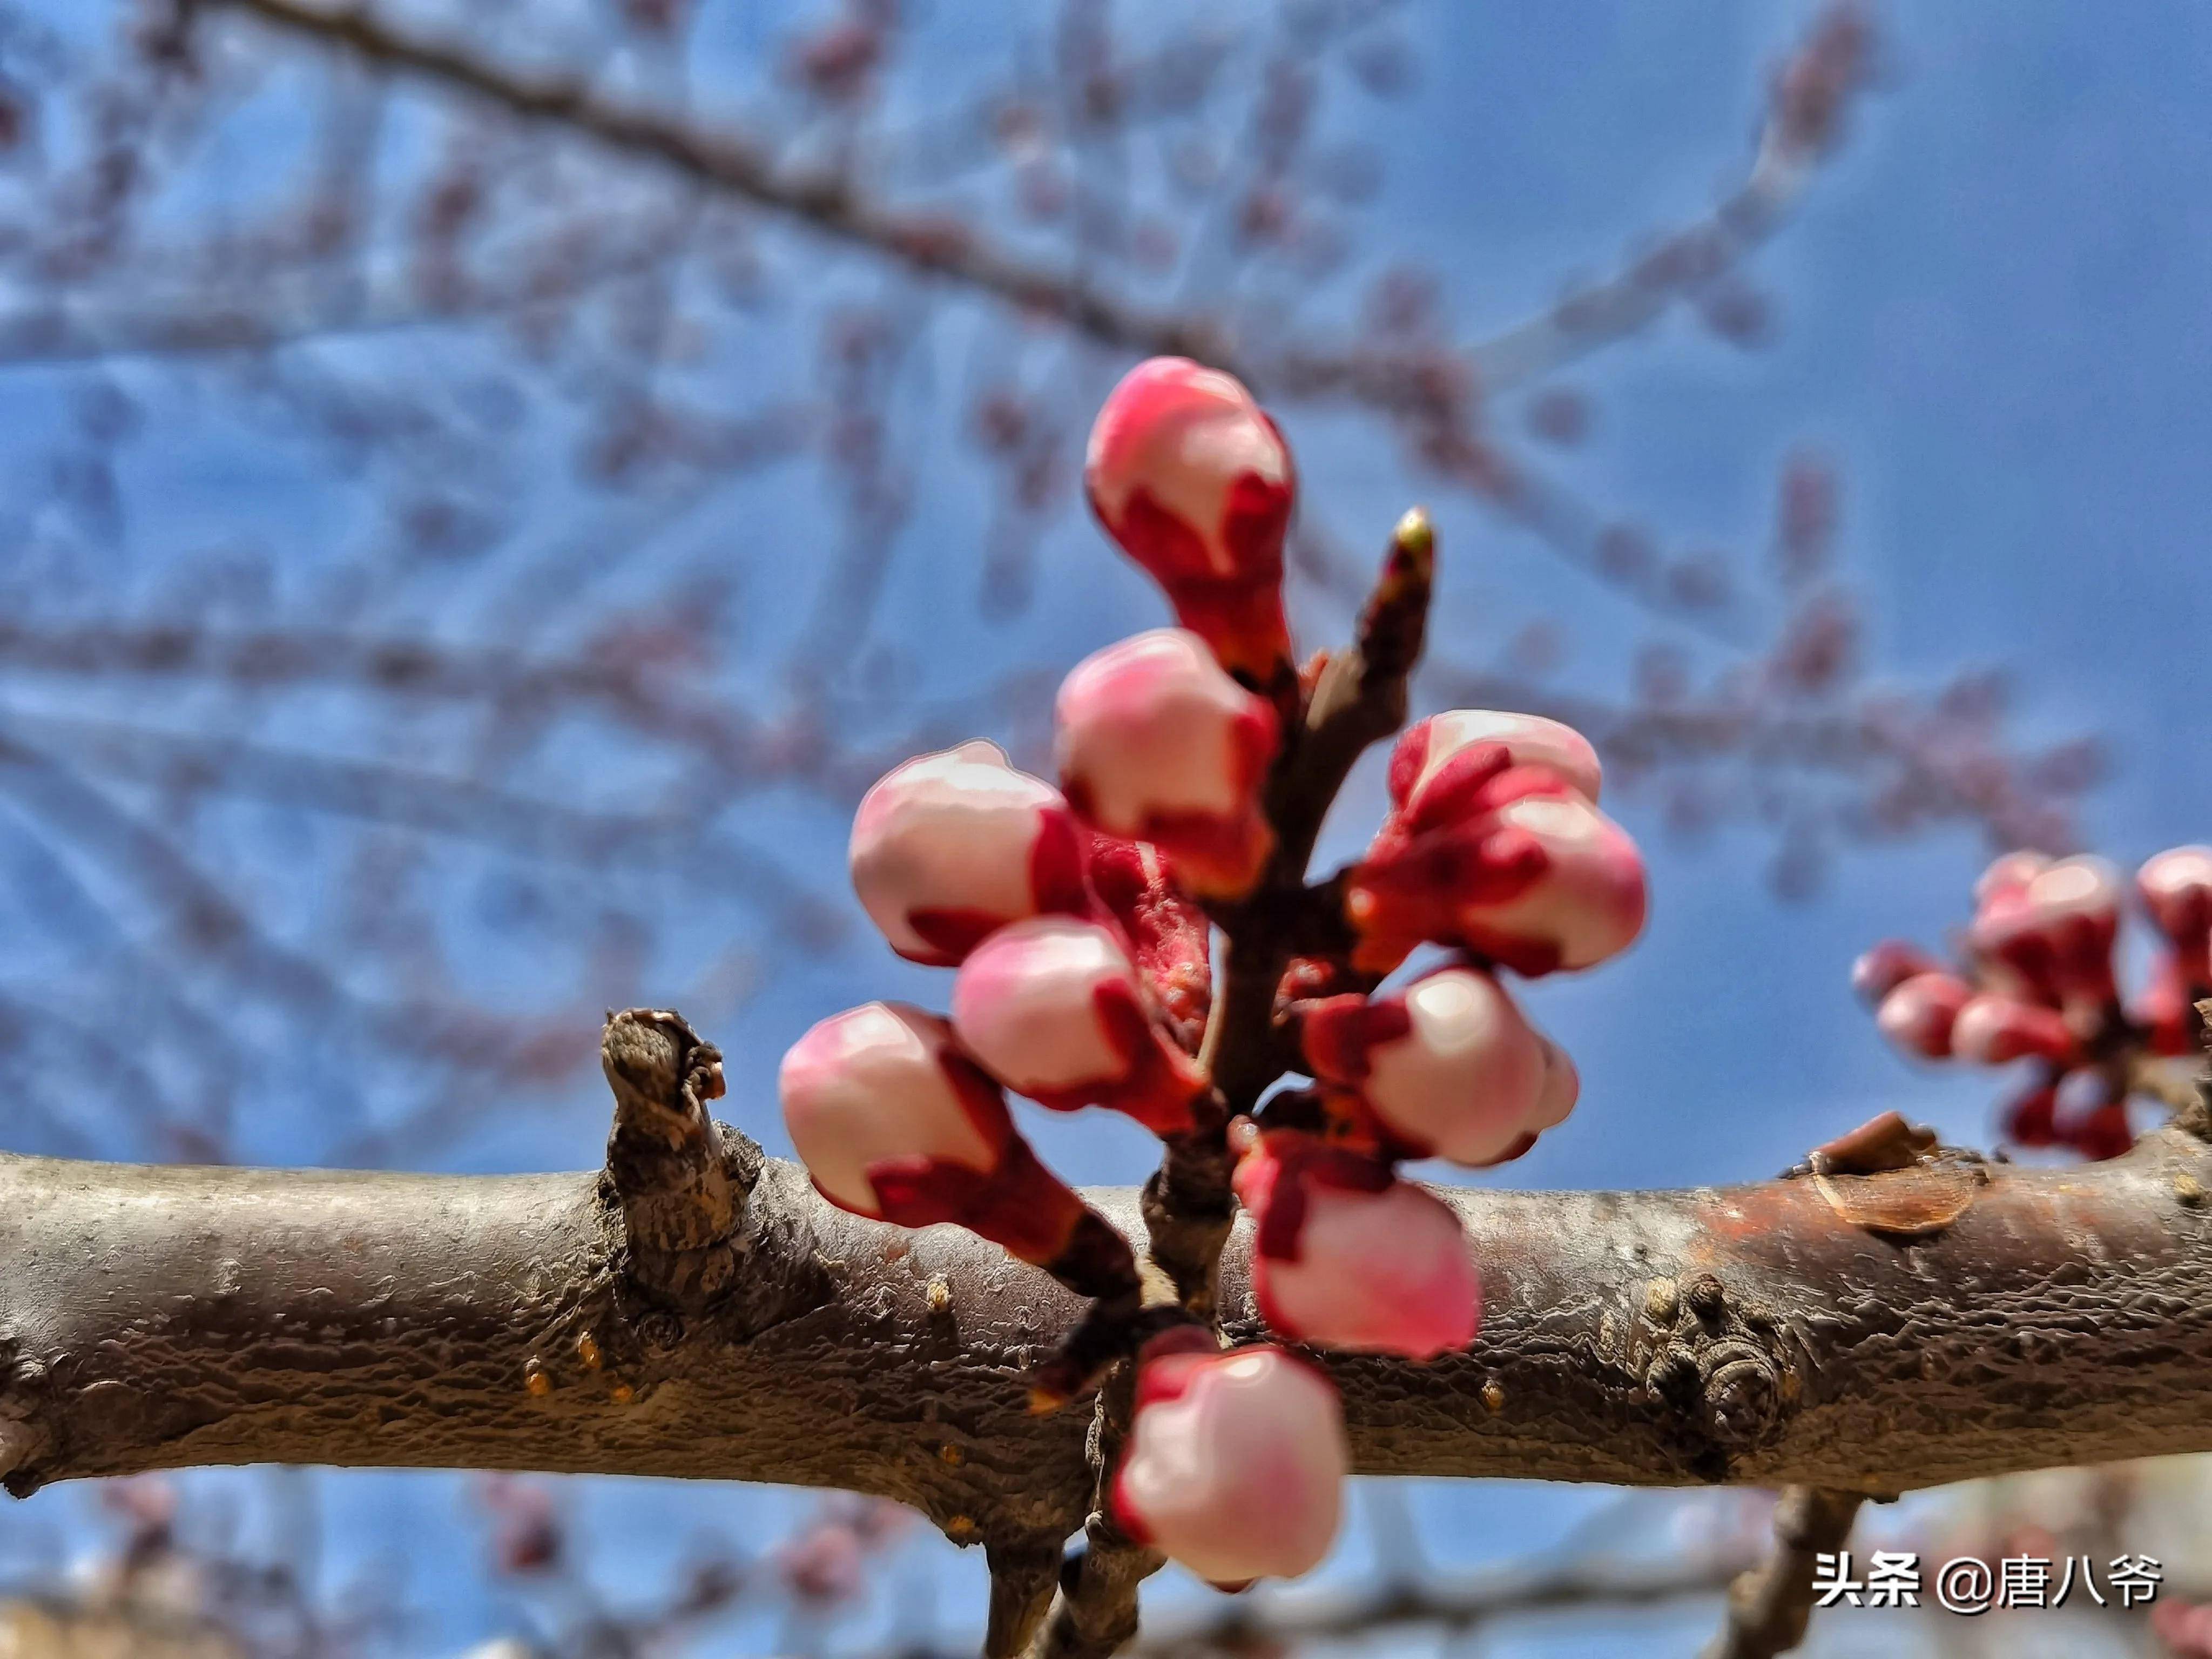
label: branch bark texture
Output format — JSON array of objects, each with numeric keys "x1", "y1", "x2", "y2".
[{"x1": 1, "y1": 1117, "x2": 2209, "y2": 1557}]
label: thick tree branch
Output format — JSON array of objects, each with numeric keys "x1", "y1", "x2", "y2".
[{"x1": 2, "y1": 1108, "x2": 2210, "y2": 1541}]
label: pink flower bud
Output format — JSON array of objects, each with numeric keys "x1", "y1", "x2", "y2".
[
  {"x1": 950, "y1": 916, "x2": 1208, "y2": 1135},
  {"x1": 1232, "y1": 1129, "x2": 1479, "y2": 1359},
  {"x1": 1874, "y1": 971, "x2": 1973, "y2": 1059},
  {"x1": 1347, "y1": 761, "x2": 1647, "y2": 976},
  {"x1": 1056, "y1": 629, "x2": 1280, "y2": 898},
  {"x1": 849, "y1": 740, "x2": 1088, "y2": 966},
  {"x1": 1084, "y1": 835, "x2": 1212, "y2": 1041},
  {"x1": 1950, "y1": 994, "x2": 2081, "y2": 1066},
  {"x1": 1850, "y1": 939, "x2": 1947, "y2": 1004},
  {"x1": 1968, "y1": 854, "x2": 2121, "y2": 1009},
  {"x1": 1300, "y1": 964, "x2": 1574, "y2": 1165},
  {"x1": 1110, "y1": 1334, "x2": 1346, "y2": 1589},
  {"x1": 2139, "y1": 845, "x2": 2212, "y2": 978},
  {"x1": 1085, "y1": 358, "x2": 1296, "y2": 680},
  {"x1": 778, "y1": 1002, "x2": 1133, "y2": 1294},
  {"x1": 1388, "y1": 710, "x2": 1603, "y2": 810}
]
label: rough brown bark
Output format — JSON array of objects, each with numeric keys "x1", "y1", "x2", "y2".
[{"x1": 2, "y1": 1114, "x2": 2209, "y2": 1553}]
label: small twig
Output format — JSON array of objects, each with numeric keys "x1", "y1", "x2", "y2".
[
  {"x1": 601, "y1": 1007, "x2": 757, "y2": 1309},
  {"x1": 1701, "y1": 1486, "x2": 1867, "y2": 1659}
]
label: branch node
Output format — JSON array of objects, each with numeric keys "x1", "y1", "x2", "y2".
[{"x1": 601, "y1": 1007, "x2": 756, "y2": 1309}]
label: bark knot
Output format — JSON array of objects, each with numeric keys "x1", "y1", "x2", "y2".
[{"x1": 601, "y1": 1007, "x2": 759, "y2": 1310}]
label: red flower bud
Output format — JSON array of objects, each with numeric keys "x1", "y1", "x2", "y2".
[
  {"x1": 1085, "y1": 358, "x2": 1295, "y2": 680},
  {"x1": 2139, "y1": 845, "x2": 2212, "y2": 981},
  {"x1": 1346, "y1": 758, "x2": 1646, "y2": 977},
  {"x1": 2000, "y1": 1081, "x2": 2060, "y2": 1148},
  {"x1": 777, "y1": 1002, "x2": 1134, "y2": 1294},
  {"x1": 950, "y1": 916, "x2": 1208, "y2": 1135},
  {"x1": 849, "y1": 740, "x2": 1088, "y2": 966},
  {"x1": 1949, "y1": 994, "x2": 2081, "y2": 1066},
  {"x1": 1850, "y1": 939, "x2": 1947, "y2": 1004},
  {"x1": 1231, "y1": 1129, "x2": 1479, "y2": 1359},
  {"x1": 1874, "y1": 971, "x2": 1973, "y2": 1059},
  {"x1": 1300, "y1": 963, "x2": 1574, "y2": 1165},
  {"x1": 2064, "y1": 1097, "x2": 2134, "y2": 1162},
  {"x1": 1056, "y1": 629, "x2": 1280, "y2": 898},
  {"x1": 1967, "y1": 853, "x2": 2121, "y2": 1009},
  {"x1": 1110, "y1": 1334, "x2": 1346, "y2": 1589}
]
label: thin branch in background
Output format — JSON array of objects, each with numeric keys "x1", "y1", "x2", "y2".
[{"x1": 1701, "y1": 1486, "x2": 1869, "y2": 1659}]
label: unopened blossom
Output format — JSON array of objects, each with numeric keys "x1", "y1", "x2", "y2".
[
  {"x1": 1347, "y1": 749, "x2": 1646, "y2": 977},
  {"x1": 1084, "y1": 835, "x2": 1211, "y2": 1040},
  {"x1": 1950, "y1": 993, "x2": 2081, "y2": 1066},
  {"x1": 1231, "y1": 1128, "x2": 1478, "y2": 1359},
  {"x1": 1874, "y1": 970, "x2": 1973, "y2": 1059},
  {"x1": 1967, "y1": 852, "x2": 2122, "y2": 1009},
  {"x1": 1388, "y1": 709, "x2": 1603, "y2": 810},
  {"x1": 1300, "y1": 963, "x2": 1573, "y2": 1166},
  {"x1": 1085, "y1": 357, "x2": 1296, "y2": 680},
  {"x1": 1850, "y1": 939, "x2": 1948, "y2": 1004},
  {"x1": 1110, "y1": 1333, "x2": 1347, "y2": 1589},
  {"x1": 849, "y1": 740, "x2": 1088, "y2": 966},
  {"x1": 777, "y1": 1002, "x2": 1134, "y2": 1295},
  {"x1": 1055, "y1": 629, "x2": 1280, "y2": 898},
  {"x1": 2139, "y1": 845, "x2": 2212, "y2": 970},
  {"x1": 950, "y1": 916, "x2": 1207, "y2": 1135}
]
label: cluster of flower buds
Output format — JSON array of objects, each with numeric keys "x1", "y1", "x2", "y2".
[
  {"x1": 1855, "y1": 846, "x2": 2212, "y2": 1159},
  {"x1": 781, "y1": 359, "x2": 1650, "y2": 1596},
  {"x1": 800, "y1": 734, "x2": 1222, "y2": 1253},
  {"x1": 1343, "y1": 711, "x2": 1647, "y2": 978},
  {"x1": 1216, "y1": 955, "x2": 1580, "y2": 1363}
]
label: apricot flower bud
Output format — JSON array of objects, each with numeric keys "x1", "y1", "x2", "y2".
[
  {"x1": 1085, "y1": 357, "x2": 1295, "y2": 680},
  {"x1": 1388, "y1": 709, "x2": 1603, "y2": 809},
  {"x1": 1231, "y1": 1129, "x2": 1479, "y2": 1359},
  {"x1": 950, "y1": 916, "x2": 1208, "y2": 1135},
  {"x1": 849, "y1": 740, "x2": 1088, "y2": 966},
  {"x1": 1110, "y1": 1334, "x2": 1347, "y2": 1589},
  {"x1": 2139, "y1": 845, "x2": 2212, "y2": 979},
  {"x1": 1850, "y1": 939, "x2": 1947, "y2": 1004},
  {"x1": 1968, "y1": 853, "x2": 2121, "y2": 1009},
  {"x1": 1300, "y1": 964, "x2": 1574, "y2": 1166},
  {"x1": 1874, "y1": 971, "x2": 1973, "y2": 1059},
  {"x1": 1950, "y1": 994, "x2": 2081, "y2": 1066},
  {"x1": 1347, "y1": 757, "x2": 1646, "y2": 977},
  {"x1": 778, "y1": 1002, "x2": 1135, "y2": 1297},
  {"x1": 1055, "y1": 629, "x2": 1279, "y2": 898}
]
